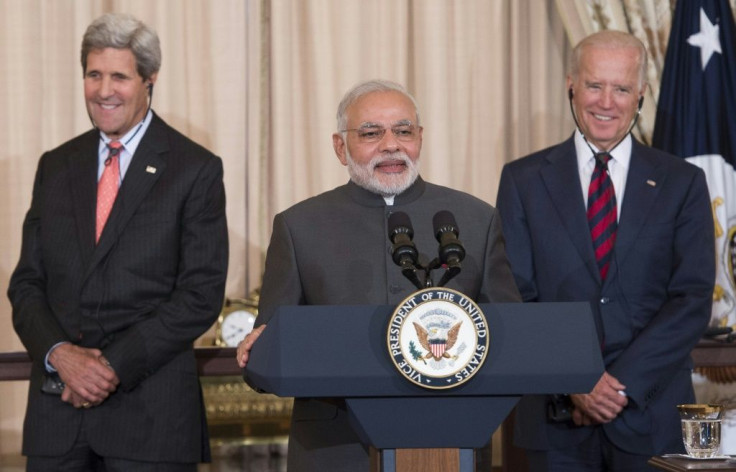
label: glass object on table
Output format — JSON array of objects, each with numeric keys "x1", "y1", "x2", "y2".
[{"x1": 677, "y1": 404, "x2": 723, "y2": 458}]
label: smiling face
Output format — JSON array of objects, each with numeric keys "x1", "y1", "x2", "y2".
[
  {"x1": 567, "y1": 45, "x2": 645, "y2": 151},
  {"x1": 332, "y1": 90, "x2": 423, "y2": 196},
  {"x1": 84, "y1": 47, "x2": 156, "y2": 140}
]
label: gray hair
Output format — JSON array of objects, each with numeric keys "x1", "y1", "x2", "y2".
[
  {"x1": 569, "y1": 30, "x2": 648, "y2": 88},
  {"x1": 336, "y1": 79, "x2": 421, "y2": 131},
  {"x1": 81, "y1": 13, "x2": 161, "y2": 80}
]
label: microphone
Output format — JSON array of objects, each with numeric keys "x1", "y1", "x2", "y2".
[
  {"x1": 388, "y1": 211, "x2": 418, "y2": 266},
  {"x1": 433, "y1": 210, "x2": 465, "y2": 267},
  {"x1": 388, "y1": 212, "x2": 423, "y2": 290},
  {"x1": 433, "y1": 211, "x2": 465, "y2": 286}
]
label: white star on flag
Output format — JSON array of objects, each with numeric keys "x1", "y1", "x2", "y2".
[{"x1": 687, "y1": 7, "x2": 722, "y2": 70}]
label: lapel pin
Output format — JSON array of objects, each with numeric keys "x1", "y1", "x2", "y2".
[
  {"x1": 646, "y1": 179, "x2": 656, "y2": 187},
  {"x1": 146, "y1": 166, "x2": 157, "y2": 174}
]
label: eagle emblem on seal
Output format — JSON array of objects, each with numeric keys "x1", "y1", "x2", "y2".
[{"x1": 413, "y1": 320, "x2": 462, "y2": 361}]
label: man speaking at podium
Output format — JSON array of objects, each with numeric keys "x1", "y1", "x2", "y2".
[
  {"x1": 237, "y1": 79, "x2": 520, "y2": 471},
  {"x1": 496, "y1": 31, "x2": 715, "y2": 471}
]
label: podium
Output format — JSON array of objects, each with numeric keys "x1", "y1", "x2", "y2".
[{"x1": 244, "y1": 302, "x2": 603, "y2": 472}]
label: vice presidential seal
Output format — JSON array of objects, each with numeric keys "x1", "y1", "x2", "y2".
[{"x1": 386, "y1": 287, "x2": 490, "y2": 389}]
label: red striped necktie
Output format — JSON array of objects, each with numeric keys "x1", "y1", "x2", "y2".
[{"x1": 587, "y1": 152, "x2": 617, "y2": 280}]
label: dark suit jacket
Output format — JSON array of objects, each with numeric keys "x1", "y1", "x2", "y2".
[
  {"x1": 255, "y1": 177, "x2": 521, "y2": 472},
  {"x1": 8, "y1": 113, "x2": 229, "y2": 463},
  {"x1": 496, "y1": 136, "x2": 714, "y2": 455}
]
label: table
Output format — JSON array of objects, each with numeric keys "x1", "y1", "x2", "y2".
[
  {"x1": 0, "y1": 346, "x2": 238, "y2": 381},
  {"x1": 3, "y1": 340, "x2": 734, "y2": 382},
  {"x1": 690, "y1": 340, "x2": 736, "y2": 368},
  {"x1": 649, "y1": 456, "x2": 736, "y2": 471}
]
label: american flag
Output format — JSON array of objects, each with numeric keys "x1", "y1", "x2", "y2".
[{"x1": 652, "y1": 0, "x2": 736, "y2": 329}]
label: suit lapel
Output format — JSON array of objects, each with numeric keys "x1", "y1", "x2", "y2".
[
  {"x1": 540, "y1": 137, "x2": 601, "y2": 282},
  {"x1": 69, "y1": 132, "x2": 100, "y2": 271},
  {"x1": 84, "y1": 116, "x2": 168, "y2": 281},
  {"x1": 609, "y1": 141, "x2": 663, "y2": 279}
]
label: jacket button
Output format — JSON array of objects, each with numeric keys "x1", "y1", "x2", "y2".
[{"x1": 600, "y1": 297, "x2": 610, "y2": 304}]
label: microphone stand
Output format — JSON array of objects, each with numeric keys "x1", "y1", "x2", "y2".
[
  {"x1": 400, "y1": 260, "x2": 427, "y2": 291},
  {"x1": 437, "y1": 265, "x2": 460, "y2": 287},
  {"x1": 425, "y1": 258, "x2": 460, "y2": 288}
]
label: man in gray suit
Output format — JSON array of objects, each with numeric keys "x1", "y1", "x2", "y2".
[
  {"x1": 237, "y1": 79, "x2": 521, "y2": 471},
  {"x1": 496, "y1": 31, "x2": 714, "y2": 471},
  {"x1": 8, "y1": 13, "x2": 228, "y2": 471}
]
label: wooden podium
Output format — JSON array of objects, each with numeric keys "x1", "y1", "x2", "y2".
[{"x1": 244, "y1": 302, "x2": 604, "y2": 472}]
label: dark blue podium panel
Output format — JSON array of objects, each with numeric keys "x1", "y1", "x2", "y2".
[
  {"x1": 245, "y1": 302, "x2": 603, "y2": 398},
  {"x1": 346, "y1": 396, "x2": 520, "y2": 449}
]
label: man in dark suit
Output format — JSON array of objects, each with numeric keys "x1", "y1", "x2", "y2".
[
  {"x1": 496, "y1": 30, "x2": 715, "y2": 471},
  {"x1": 237, "y1": 79, "x2": 521, "y2": 471},
  {"x1": 7, "y1": 13, "x2": 228, "y2": 471}
]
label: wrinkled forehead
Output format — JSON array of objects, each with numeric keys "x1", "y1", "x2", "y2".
[{"x1": 576, "y1": 45, "x2": 645, "y2": 88}]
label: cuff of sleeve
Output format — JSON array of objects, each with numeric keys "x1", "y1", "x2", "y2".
[{"x1": 44, "y1": 341, "x2": 71, "y2": 372}]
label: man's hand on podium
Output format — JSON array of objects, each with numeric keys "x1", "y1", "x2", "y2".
[{"x1": 236, "y1": 324, "x2": 267, "y2": 369}]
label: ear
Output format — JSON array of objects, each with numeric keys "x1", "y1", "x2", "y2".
[
  {"x1": 147, "y1": 72, "x2": 159, "y2": 86},
  {"x1": 565, "y1": 76, "x2": 574, "y2": 96},
  {"x1": 333, "y1": 133, "x2": 348, "y2": 166}
]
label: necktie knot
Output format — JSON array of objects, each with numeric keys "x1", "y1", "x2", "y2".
[
  {"x1": 595, "y1": 152, "x2": 612, "y2": 170},
  {"x1": 107, "y1": 141, "x2": 123, "y2": 159}
]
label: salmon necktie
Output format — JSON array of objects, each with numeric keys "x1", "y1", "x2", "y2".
[
  {"x1": 96, "y1": 141, "x2": 122, "y2": 243},
  {"x1": 587, "y1": 152, "x2": 617, "y2": 280}
]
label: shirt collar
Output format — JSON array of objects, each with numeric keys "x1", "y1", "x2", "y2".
[
  {"x1": 344, "y1": 176, "x2": 426, "y2": 207},
  {"x1": 574, "y1": 129, "x2": 632, "y2": 170},
  {"x1": 98, "y1": 109, "x2": 153, "y2": 157}
]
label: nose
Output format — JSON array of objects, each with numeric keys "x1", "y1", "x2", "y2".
[
  {"x1": 98, "y1": 76, "x2": 114, "y2": 99},
  {"x1": 599, "y1": 89, "x2": 614, "y2": 108},
  {"x1": 378, "y1": 128, "x2": 400, "y2": 152}
]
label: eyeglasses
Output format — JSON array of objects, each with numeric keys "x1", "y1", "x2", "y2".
[{"x1": 341, "y1": 124, "x2": 421, "y2": 143}]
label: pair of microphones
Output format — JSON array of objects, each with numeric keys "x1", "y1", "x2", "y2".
[{"x1": 387, "y1": 210, "x2": 466, "y2": 289}]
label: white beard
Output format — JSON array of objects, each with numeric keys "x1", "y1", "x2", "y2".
[{"x1": 345, "y1": 150, "x2": 420, "y2": 197}]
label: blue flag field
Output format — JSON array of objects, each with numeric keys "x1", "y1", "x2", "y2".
[{"x1": 653, "y1": 0, "x2": 736, "y2": 329}]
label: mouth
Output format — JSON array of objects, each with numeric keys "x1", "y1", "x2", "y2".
[
  {"x1": 591, "y1": 112, "x2": 614, "y2": 122},
  {"x1": 374, "y1": 159, "x2": 407, "y2": 174},
  {"x1": 97, "y1": 102, "x2": 121, "y2": 111}
]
